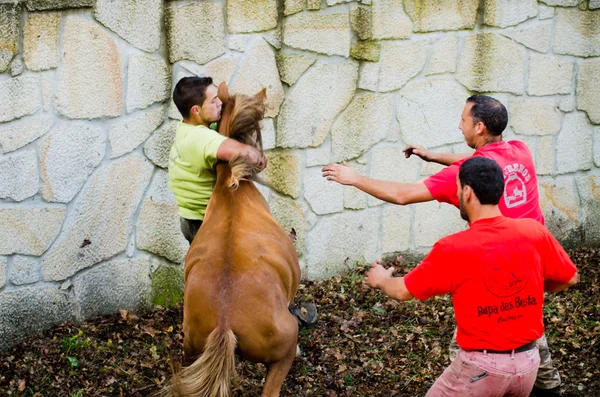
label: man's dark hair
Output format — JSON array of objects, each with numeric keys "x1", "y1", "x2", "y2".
[
  {"x1": 458, "y1": 157, "x2": 504, "y2": 205},
  {"x1": 466, "y1": 95, "x2": 508, "y2": 136},
  {"x1": 173, "y1": 76, "x2": 214, "y2": 119}
]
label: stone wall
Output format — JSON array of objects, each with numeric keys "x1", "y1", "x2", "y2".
[{"x1": 0, "y1": 0, "x2": 599, "y2": 350}]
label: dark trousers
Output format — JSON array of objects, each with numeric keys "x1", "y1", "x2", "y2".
[{"x1": 180, "y1": 217, "x2": 203, "y2": 244}]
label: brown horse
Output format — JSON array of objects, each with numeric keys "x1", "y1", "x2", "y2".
[{"x1": 163, "y1": 83, "x2": 301, "y2": 397}]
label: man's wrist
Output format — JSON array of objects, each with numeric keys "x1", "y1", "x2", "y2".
[
  {"x1": 354, "y1": 175, "x2": 366, "y2": 188},
  {"x1": 377, "y1": 277, "x2": 392, "y2": 295},
  {"x1": 428, "y1": 151, "x2": 438, "y2": 163}
]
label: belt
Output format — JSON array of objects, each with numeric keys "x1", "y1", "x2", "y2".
[{"x1": 472, "y1": 340, "x2": 537, "y2": 354}]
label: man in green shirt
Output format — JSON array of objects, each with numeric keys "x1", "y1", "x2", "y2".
[{"x1": 168, "y1": 76, "x2": 267, "y2": 243}]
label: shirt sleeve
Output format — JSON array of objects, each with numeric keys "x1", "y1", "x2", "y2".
[
  {"x1": 202, "y1": 131, "x2": 228, "y2": 169},
  {"x1": 404, "y1": 240, "x2": 455, "y2": 301},
  {"x1": 423, "y1": 162, "x2": 461, "y2": 208},
  {"x1": 541, "y1": 228, "x2": 577, "y2": 283}
]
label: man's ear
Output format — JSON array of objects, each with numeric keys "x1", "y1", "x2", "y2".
[
  {"x1": 218, "y1": 81, "x2": 230, "y2": 102},
  {"x1": 475, "y1": 121, "x2": 486, "y2": 135},
  {"x1": 463, "y1": 185, "x2": 473, "y2": 202},
  {"x1": 190, "y1": 104, "x2": 200, "y2": 117},
  {"x1": 255, "y1": 87, "x2": 267, "y2": 102}
]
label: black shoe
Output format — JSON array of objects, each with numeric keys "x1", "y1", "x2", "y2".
[
  {"x1": 289, "y1": 302, "x2": 318, "y2": 329},
  {"x1": 530, "y1": 385, "x2": 562, "y2": 397}
]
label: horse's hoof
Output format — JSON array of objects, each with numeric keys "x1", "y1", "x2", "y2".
[{"x1": 289, "y1": 302, "x2": 318, "y2": 329}]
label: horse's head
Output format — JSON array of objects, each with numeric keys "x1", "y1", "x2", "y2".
[{"x1": 217, "y1": 82, "x2": 267, "y2": 189}]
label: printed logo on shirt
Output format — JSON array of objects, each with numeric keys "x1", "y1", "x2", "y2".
[
  {"x1": 503, "y1": 164, "x2": 530, "y2": 208},
  {"x1": 477, "y1": 243, "x2": 539, "y2": 323},
  {"x1": 482, "y1": 245, "x2": 528, "y2": 298}
]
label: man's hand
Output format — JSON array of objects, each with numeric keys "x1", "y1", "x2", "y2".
[
  {"x1": 403, "y1": 145, "x2": 435, "y2": 162},
  {"x1": 256, "y1": 153, "x2": 268, "y2": 172},
  {"x1": 244, "y1": 147, "x2": 268, "y2": 171},
  {"x1": 366, "y1": 263, "x2": 395, "y2": 289},
  {"x1": 322, "y1": 161, "x2": 360, "y2": 185}
]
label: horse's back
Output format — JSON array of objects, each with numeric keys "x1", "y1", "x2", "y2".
[{"x1": 186, "y1": 183, "x2": 299, "y2": 289}]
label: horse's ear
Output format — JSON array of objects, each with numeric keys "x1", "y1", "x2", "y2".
[
  {"x1": 218, "y1": 81, "x2": 230, "y2": 102},
  {"x1": 255, "y1": 88, "x2": 267, "y2": 102}
]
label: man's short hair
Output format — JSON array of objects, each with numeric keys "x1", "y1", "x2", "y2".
[
  {"x1": 466, "y1": 95, "x2": 508, "y2": 136},
  {"x1": 173, "y1": 76, "x2": 214, "y2": 119},
  {"x1": 459, "y1": 157, "x2": 504, "y2": 205}
]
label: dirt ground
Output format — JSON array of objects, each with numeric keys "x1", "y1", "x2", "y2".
[{"x1": 0, "y1": 248, "x2": 598, "y2": 397}]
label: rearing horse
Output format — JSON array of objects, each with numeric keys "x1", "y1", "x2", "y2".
[{"x1": 164, "y1": 83, "x2": 301, "y2": 397}]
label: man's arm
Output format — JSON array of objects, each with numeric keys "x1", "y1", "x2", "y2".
[
  {"x1": 544, "y1": 272, "x2": 579, "y2": 293},
  {"x1": 366, "y1": 264, "x2": 414, "y2": 301},
  {"x1": 217, "y1": 138, "x2": 267, "y2": 170},
  {"x1": 322, "y1": 161, "x2": 434, "y2": 205},
  {"x1": 403, "y1": 145, "x2": 470, "y2": 166}
]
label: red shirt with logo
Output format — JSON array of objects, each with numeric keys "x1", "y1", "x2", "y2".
[
  {"x1": 423, "y1": 141, "x2": 544, "y2": 224},
  {"x1": 404, "y1": 216, "x2": 576, "y2": 351}
]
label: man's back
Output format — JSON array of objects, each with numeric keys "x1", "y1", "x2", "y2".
[
  {"x1": 424, "y1": 141, "x2": 544, "y2": 224},
  {"x1": 405, "y1": 216, "x2": 576, "y2": 351}
]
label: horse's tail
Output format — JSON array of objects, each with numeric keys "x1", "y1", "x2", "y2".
[{"x1": 167, "y1": 327, "x2": 237, "y2": 397}]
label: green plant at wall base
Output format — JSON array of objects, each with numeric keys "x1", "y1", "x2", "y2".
[
  {"x1": 61, "y1": 330, "x2": 89, "y2": 355},
  {"x1": 151, "y1": 265, "x2": 184, "y2": 308}
]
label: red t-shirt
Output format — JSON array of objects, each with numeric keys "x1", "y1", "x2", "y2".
[
  {"x1": 424, "y1": 141, "x2": 544, "y2": 225},
  {"x1": 404, "y1": 216, "x2": 576, "y2": 351}
]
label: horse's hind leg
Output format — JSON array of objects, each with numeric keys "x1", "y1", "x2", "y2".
[
  {"x1": 183, "y1": 333, "x2": 204, "y2": 366},
  {"x1": 260, "y1": 316, "x2": 298, "y2": 397},
  {"x1": 261, "y1": 345, "x2": 297, "y2": 397}
]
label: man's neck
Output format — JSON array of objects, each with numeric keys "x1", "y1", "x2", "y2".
[
  {"x1": 467, "y1": 205, "x2": 503, "y2": 224},
  {"x1": 183, "y1": 117, "x2": 209, "y2": 127},
  {"x1": 474, "y1": 134, "x2": 503, "y2": 150}
]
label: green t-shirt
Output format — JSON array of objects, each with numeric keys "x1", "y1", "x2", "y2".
[{"x1": 168, "y1": 122, "x2": 228, "y2": 220}]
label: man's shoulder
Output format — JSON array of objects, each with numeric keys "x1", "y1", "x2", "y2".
[
  {"x1": 496, "y1": 217, "x2": 548, "y2": 243},
  {"x1": 474, "y1": 140, "x2": 535, "y2": 167},
  {"x1": 177, "y1": 122, "x2": 212, "y2": 134},
  {"x1": 432, "y1": 230, "x2": 465, "y2": 251},
  {"x1": 503, "y1": 215, "x2": 540, "y2": 227},
  {"x1": 475, "y1": 140, "x2": 529, "y2": 153},
  {"x1": 505, "y1": 139, "x2": 533, "y2": 154},
  {"x1": 178, "y1": 123, "x2": 226, "y2": 143}
]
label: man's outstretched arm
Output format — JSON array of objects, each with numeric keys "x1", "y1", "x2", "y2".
[
  {"x1": 322, "y1": 161, "x2": 434, "y2": 205},
  {"x1": 403, "y1": 145, "x2": 470, "y2": 166}
]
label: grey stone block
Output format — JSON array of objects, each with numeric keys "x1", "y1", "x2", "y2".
[{"x1": 0, "y1": 287, "x2": 78, "y2": 351}]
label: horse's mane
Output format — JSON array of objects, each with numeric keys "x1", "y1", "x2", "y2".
[{"x1": 226, "y1": 93, "x2": 265, "y2": 190}]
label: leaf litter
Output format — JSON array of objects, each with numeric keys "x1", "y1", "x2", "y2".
[{"x1": 0, "y1": 248, "x2": 598, "y2": 396}]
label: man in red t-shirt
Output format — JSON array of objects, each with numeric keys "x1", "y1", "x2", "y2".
[
  {"x1": 322, "y1": 95, "x2": 562, "y2": 396},
  {"x1": 366, "y1": 157, "x2": 578, "y2": 397},
  {"x1": 322, "y1": 95, "x2": 543, "y2": 223}
]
